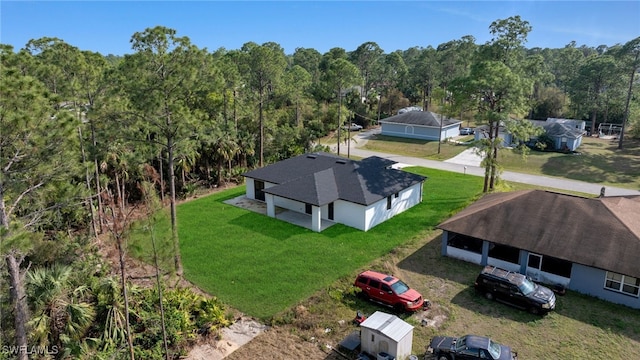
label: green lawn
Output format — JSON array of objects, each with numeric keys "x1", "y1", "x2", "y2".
[
  {"x1": 362, "y1": 135, "x2": 640, "y2": 190},
  {"x1": 499, "y1": 137, "x2": 640, "y2": 189},
  {"x1": 362, "y1": 134, "x2": 474, "y2": 161},
  {"x1": 128, "y1": 166, "x2": 640, "y2": 358},
  {"x1": 131, "y1": 167, "x2": 484, "y2": 319}
]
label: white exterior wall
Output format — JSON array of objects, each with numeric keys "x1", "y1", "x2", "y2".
[
  {"x1": 245, "y1": 178, "x2": 256, "y2": 199},
  {"x1": 396, "y1": 332, "x2": 413, "y2": 360},
  {"x1": 360, "y1": 326, "x2": 413, "y2": 359},
  {"x1": 364, "y1": 183, "x2": 423, "y2": 231},
  {"x1": 443, "y1": 125, "x2": 461, "y2": 140},
  {"x1": 245, "y1": 179, "x2": 423, "y2": 232},
  {"x1": 273, "y1": 196, "x2": 306, "y2": 213},
  {"x1": 447, "y1": 247, "x2": 482, "y2": 264},
  {"x1": 334, "y1": 200, "x2": 366, "y2": 230},
  {"x1": 245, "y1": 179, "x2": 277, "y2": 200}
]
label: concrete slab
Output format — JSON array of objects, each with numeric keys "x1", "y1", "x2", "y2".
[{"x1": 224, "y1": 195, "x2": 337, "y2": 231}]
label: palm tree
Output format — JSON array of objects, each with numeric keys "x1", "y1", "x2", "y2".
[
  {"x1": 27, "y1": 264, "x2": 96, "y2": 355},
  {"x1": 214, "y1": 136, "x2": 240, "y2": 186}
]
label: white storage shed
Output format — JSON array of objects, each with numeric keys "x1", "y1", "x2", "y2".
[{"x1": 360, "y1": 311, "x2": 414, "y2": 360}]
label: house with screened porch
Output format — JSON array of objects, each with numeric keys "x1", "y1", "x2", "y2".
[{"x1": 437, "y1": 189, "x2": 640, "y2": 309}]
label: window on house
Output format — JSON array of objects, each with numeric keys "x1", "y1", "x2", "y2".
[
  {"x1": 447, "y1": 234, "x2": 483, "y2": 254},
  {"x1": 488, "y1": 243, "x2": 520, "y2": 264},
  {"x1": 605, "y1": 272, "x2": 640, "y2": 297},
  {"x1": 394, "y1": 192, "x2": 399, "y2": 198},
  {"x1": 387, "y1": 196, "x2": 392, "y2": 210},
  {"x1": 540, "y1": 255, "x2": 572, "y2": 278}
]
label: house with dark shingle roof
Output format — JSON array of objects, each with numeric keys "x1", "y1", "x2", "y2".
[
  {"x1": 242, "y1": 152, "x2": 426, "y2": 232},
  {"x1": 379, "y1": 111, "x2": 462, "y2": 141},
  {"x1": 437, "y1": 189, "x2": 640, "y2": 309}
]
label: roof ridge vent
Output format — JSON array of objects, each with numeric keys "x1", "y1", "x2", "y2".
[
  {"x1": 307, "y1": 155, "x2": 317, "y2": 159},
  {"x1": 335, "y1": 159, "x2": 347, "y2": 164}
]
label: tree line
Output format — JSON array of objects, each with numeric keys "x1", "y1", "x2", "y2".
[{"x1": 1, "y1": 16, "x2": 639, "y2": 359}]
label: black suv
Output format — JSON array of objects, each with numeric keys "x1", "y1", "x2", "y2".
[
  {"x1": 474, "y1": 265, "x2": 556, "y2": 315},
  {"x1": 428, "y1": 334, "x2": 517, "y2": 360}
]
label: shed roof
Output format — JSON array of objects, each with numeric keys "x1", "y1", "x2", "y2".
[
  {"x1": 380, "y1": 111, "x2": 461, "y2": 128},
  {"x1": 243, "y1": 152, "x2": 426, "y2": 206},
  {"x1": 360, "y1": 311, "x2": 413, "y2": 342},
  {"x1": 437, "y1": 190, "x2": 640, "y2": 278}
]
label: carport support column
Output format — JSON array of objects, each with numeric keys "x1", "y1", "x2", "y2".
[
  {"x1": 519, "y1": 251, "x2": 528, "y2": 274},
  {"x1": 266, "y1": 194, "x2": 276, "y2": 218},
  {"x1": 311, "y1": 206, "x2": 321, "y2": 232},
  {"x1": 481, "y1": 241, "x2": 489, "y2": 266},
  {"x1": 441, "y1": 231, "x2": 449, "y2": 256}
]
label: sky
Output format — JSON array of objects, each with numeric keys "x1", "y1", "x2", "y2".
[{"x1": 1, "y1": 1, "x2": 639, "y2": 56}]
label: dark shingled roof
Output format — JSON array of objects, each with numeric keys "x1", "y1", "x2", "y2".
[
  {"x1": 380, "y1": 111, "x2": 461, "y2": 127},
  {"x1": 437, "y1": 190, "x2": 640, "y2": 278},
  {"x1": 243, "y1": 152, "x2": 426, "y2": 206}
]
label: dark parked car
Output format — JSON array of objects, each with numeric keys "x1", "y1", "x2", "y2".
[
  {"x1": 427, "y1": 334, "x2": 517, "y2": 360},
  {"x1": 354, "y1": 270, "x2": 424, "y2": 312},
  {"x1": 459, "y1": 127, "x2": 474, "y2": 135},
  {"x1": 474, "y1": 265, "x2": 556, "y2": 315}
]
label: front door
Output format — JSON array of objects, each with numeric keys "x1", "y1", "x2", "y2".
[
  {"x1": 328, "y1": 202, "x2": 334, "y2": 220},
  {"x1": 526, "y1": 253, "x2": 543, "y2": 281}
]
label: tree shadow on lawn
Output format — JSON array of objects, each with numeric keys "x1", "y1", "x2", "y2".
[
  {"x1": 396, "y1": 234, "x2": 640, "y2": 342},
  {"x1": 539, "y1": 139, "x2": 640, "y2": 186}
]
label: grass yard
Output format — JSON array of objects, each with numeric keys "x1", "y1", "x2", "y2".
[
  {"x1": 362, "y1": 134, "x2": 474, "y2": 160},
  {"x1": 343, "y1": 232, "x2": 640, "y2": 359},
  {"x1": 130, "y1": 167, "x2": 484, "y2": 319},
  {"x1": 129, "y1": 163, "x2": 640, "y2": 359},
  {"x1": 500, "y1": 136, "x2": 640, "y2": 190},
  {"x1": 226, "y1": 222, "x2": 640, "y2": 359},
  {"x1": 363, "y1": 135, "x2": 640, "y2": 190}
]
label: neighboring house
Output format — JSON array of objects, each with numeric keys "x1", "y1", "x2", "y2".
[
  {"x1": 473, "y1": 124, "x2": 514, "y2": 147},
  {"x1": 379, "y1": 111, "x2": 462, "y2": 141},
  {"x1": 242, "y1": 152, "x2": 426, "y2": 232},
  {"x1": 437, "y1": 190, "x2": 640, "y2": 309},
  {"x1": 360, "y1": 311, "x2": 414, "y2": 360},
  {"x1": 475, "y1": 118, "x2": 585, "y2": 151},
  {"x1": 533, "y1": 118, "x2": 585, "y2": 151}
]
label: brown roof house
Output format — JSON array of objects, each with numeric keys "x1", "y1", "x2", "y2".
[{"x1": 437, "y1": 189, "x2": 640, "y2": 309}]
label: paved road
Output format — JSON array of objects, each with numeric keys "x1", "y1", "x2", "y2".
[{"x1": 344, "y1": 128, "x2": 640, "y2": 197}]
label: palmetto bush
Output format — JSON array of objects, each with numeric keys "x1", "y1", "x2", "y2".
[{"x1": 129, "y1": 286, "x2": 230, "y2": 359}]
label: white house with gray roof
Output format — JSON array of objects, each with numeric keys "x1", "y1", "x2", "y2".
[{"x1": 242, "y1": 153, "x2": 426, "y2": 232}]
